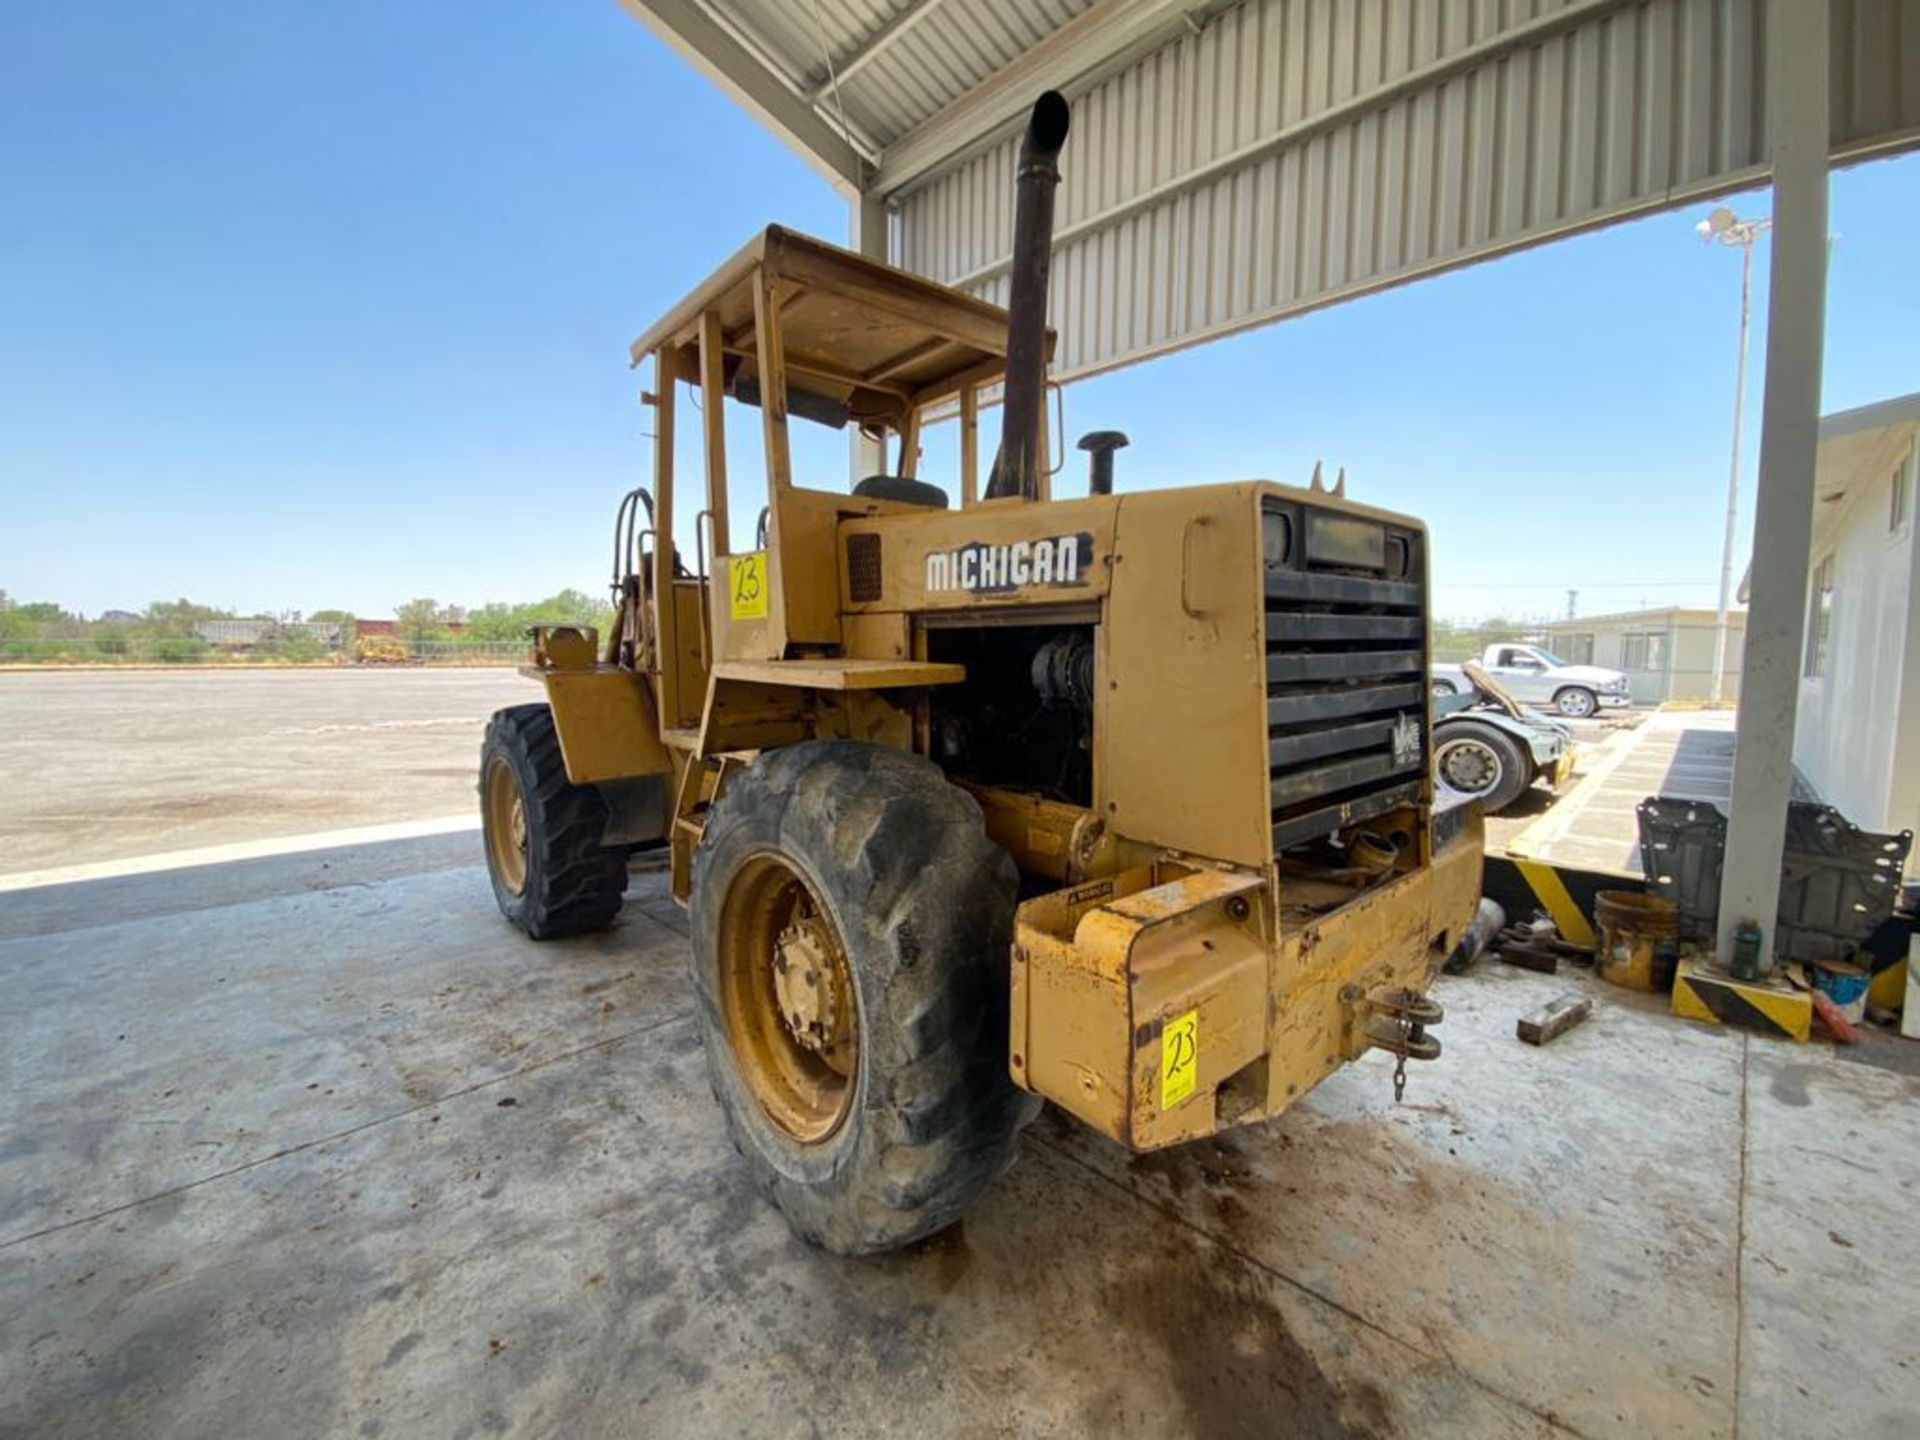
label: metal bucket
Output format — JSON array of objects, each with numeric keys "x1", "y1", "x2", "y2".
[{"x1": 1594, "y1": 891, "x2": 1681, "y2": 992}]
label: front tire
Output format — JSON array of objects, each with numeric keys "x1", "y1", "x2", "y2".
[
  {"x1": 479, "y1": 704, "x2": 630, "y2": 939},
  {"x1": 690, "y1": 741, "x2": 1036, "y2": 1255},
  {"x1": 1554, "y1": 686, "x2": 1598, "y2": 719},
  {"x1": 1435, "y1": 719, "x2": 1532, "y2": 812}
]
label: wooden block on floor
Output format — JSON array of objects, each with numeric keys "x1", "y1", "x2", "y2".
[
  {"x1": 1497, "y1": 942, "x2": 1560, "y2": 975},
  {"x1": 1517, "y1": 992, "x2": 1592, "y2": 1046}
]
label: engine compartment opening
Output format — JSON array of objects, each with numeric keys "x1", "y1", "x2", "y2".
[{"x1": 925, "y1": 623, "x2": 1095, "y2": 807}]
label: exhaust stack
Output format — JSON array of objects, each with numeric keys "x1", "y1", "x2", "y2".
[
  {"x1": 985, "y1": 91, "x2": 1071, "y2": 502},
  {"x1": 1078, "y1": 430, "x2": 1129, "y2": 496}
]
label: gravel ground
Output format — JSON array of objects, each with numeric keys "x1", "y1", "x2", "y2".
[{"x1": 0, "y1": 668, "x2": 534, "y2": 876}]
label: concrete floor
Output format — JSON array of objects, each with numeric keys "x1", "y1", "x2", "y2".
[
  {"x1": 5, "y1": 837, "x2": 1918, "y2": 1439},
  {"x1": 3, "y1": 675, "x2": 1916, "y2": 1437},
  {"x1": 0, "y1": 668, "x2": 531, "y2": 875}
]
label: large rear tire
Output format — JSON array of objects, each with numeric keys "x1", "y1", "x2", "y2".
[
  {"x1": 479, "y1": 703, "x2": 630, "y2": 939},
  {"x1": 690, "y1": 741, "x2": 1037, "y2": 1255}
]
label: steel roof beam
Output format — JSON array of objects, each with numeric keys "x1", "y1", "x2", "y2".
[
  {"x1": 872, "y1": 0, "x2": 1211, "y2": 198},
  {"x1": 942, "y1": 0, "x2": 1636, "y2": 290},
  {"x1": 804, "y1": 0, "x2": 950, "y2": 104},
  {"x1": 618, "y1": 0, "x2": 874, "y2": 193}
]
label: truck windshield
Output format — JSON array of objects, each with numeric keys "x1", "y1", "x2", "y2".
[{"x1": 1530, "y1": 649, "x2": 1569, "y2": 667}]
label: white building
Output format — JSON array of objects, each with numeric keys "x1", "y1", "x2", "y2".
[
  {"x1": 1772, "y1": 393, "x2": 1920, "y2": 843},
  {"x1": 1543, "y1": 606, "x2": 1748, "y2": 706}
]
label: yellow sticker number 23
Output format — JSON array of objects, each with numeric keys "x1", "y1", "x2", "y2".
[
  {"x1": 1160, "y1": 1009, "x2": 1198, "y2": 1109},
  {"x1": 728, "y1": 552, "x2": 769, "y2": 620}
]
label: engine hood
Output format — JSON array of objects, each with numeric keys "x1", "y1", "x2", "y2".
[{"x1": 1553, "y1": 665, "x2": 1628, "y2": 686}]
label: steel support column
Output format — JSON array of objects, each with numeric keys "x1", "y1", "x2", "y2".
[{"x1": 1714, "y1": 0, "x2": 1831, "y2": 973}]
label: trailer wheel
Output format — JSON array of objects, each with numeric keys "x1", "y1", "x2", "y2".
[
  {"x1": 690, "y1": 741, "x2": 1037, "y2": 1254},
  {"x1": 1435, "y1": 719, "x2": 1532, "y2": 813},
  {"x1": 1554, "y1": 686, "x2": 1598, "y2": 719},
  {"x1": 479, "y1": 704, "x2": 630, "y2": 938}
]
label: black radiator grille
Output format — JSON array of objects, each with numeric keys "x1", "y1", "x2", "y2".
[{"x1": 1264, "y1": 499, "x2": 1427, "y2": 852}]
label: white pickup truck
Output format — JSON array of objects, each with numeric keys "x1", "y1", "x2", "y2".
[{"x1": 1431, "y1": 643, "x2": 1630, "y2": 718}]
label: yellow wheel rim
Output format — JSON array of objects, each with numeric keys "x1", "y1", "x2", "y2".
[
  {"x1": 717, "y1": 854, "x2": 858, "y2": 1144},
  {"x1": 484, "y1": 757, "x2": 529, "y2": 897}
]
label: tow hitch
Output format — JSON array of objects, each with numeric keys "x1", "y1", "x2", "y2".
[{"x1": 1345, "y1": 985, "x2": 1443, "y2": 1101}]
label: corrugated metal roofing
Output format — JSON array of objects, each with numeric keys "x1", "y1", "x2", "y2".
[
  {"x1": 893, "y1": 0, "x2": 1920, "y2": 379},
  {"x1": 718, "y1": 0, "x2": 1102, "y2": 151},
  {"x1": 638, "y1": 1, "x2": 1920, "y2": 381}
]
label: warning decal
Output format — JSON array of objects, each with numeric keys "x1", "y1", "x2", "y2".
[
  {"x1": 728, "y1": 552, "x2": 769, "y2": 620},
  {"x1": 1160, "y1": 1010, "x2": 1198, "y2": 1109}
]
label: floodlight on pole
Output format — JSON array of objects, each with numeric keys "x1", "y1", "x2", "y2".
[{"x1": 1697, "y1": 205, "x2": 1772, "y2": 705}]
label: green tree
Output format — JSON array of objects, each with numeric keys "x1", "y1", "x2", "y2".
[
  {"x1": 465, "y1": 590, "x2": 612, "y2": 644},
  {"x1": 0, "y1": 597, "x2": 76, "y2": 648},
  {"x1": 395, "y1": 598, "x2": 453, "y2": 647},
  {"x1": 465, "y1": 602, "x2": 524, "y2": 644},
  {"x1": 527, "y1": 588, "x2": 611, "y2": 629}
]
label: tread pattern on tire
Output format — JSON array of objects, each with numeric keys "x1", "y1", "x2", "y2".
[
  {"x1": 689, "y1": 740, "x2": 1039, "y2": 1255},
  {"x1": 480, "y1": 703, "x2": 629, "y2": 939}
]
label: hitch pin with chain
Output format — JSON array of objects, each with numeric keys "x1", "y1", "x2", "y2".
[
  {"x1": 1345, "y1": 986, "x2": 1442, "y2": 1103},
  {"x1": 1393, "y1": 1008, "x2": 1411, "y2": 1103}
]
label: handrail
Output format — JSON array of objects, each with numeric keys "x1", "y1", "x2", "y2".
[
  {"x1": 1181, "y1": 516, "x2": 1213, "y2": 619},
  {"x1": 693, "y1": 509, "x2": 715, "y2": 673},
  {"x1": 611, "y1": 486, "x2": 655, "y2": 596},
  {"x1": 633, "y1": 527, "x2": 657, "y2": 670}
]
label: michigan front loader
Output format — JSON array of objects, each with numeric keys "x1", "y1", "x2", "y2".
[{"x1": 478, "y1": 91, "x2": 1482, "y2": 1254}]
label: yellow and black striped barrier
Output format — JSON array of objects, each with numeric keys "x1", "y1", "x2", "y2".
[
  {"x1": 1482, "y1": 855, "x2": 1605, "y2": 950},
  {"x1": 1670, "y1": 958, "x2": 1812, "y2": 1042},
  {"x1": 1485, "y1": 854, "x2": 1818, "y2": 1041}
]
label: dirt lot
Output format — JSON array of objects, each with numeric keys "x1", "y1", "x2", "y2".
[
  {"x1": 0, "y1": 668, "x2": 531, "y2": 877},
  {"x1": 0, "y1": 668, "x2": 1644, "y2": 882}
]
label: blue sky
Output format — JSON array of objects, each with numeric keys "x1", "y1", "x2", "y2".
[{"x1": 2, "y1": 2, "x2": 1915, "y2": 623}]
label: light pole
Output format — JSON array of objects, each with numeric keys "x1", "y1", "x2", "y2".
[{"x1": 1696, "y1": 205, "x2": 1772, "y2": 705}]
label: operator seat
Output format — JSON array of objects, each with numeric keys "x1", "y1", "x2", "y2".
[{"x1": 853, "y1": 475, "x2": 948, "y2": 509}]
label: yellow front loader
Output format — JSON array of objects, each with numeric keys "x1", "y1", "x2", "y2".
[{"x1": 478, "y1": 92, "x2": 1482, "y2": 1254}]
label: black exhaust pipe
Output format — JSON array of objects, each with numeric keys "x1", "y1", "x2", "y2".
[
  {"x1": 1078, "y1": 430, "x2": 1129, "y2": 496},
  {"x1": 985, "y1": 91, "x2": 1070, "y2": 502}
]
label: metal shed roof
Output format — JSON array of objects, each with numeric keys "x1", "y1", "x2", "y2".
[
  {"x1": 708, "y1": 0, "x2": 1102, "y2": 155},
  {"x1": 620, "y1": 0, "x2": 1239, "y2": 193},
  {"x1": 625, "y1": 0, "x2": 1920, "y2": 382}
]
